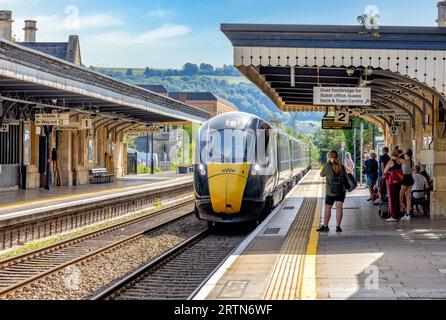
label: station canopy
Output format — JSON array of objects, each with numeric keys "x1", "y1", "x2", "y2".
[
  {"x1": 0, "y1": 39, "x2": 210, "y2": 127},
  {"x1": 221, "y1": 24, "x2": 446, "y2": 129}
]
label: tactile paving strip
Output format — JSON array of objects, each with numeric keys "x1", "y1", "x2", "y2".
[{"x1": 263, "y1": 182, "x2": 321, "y2": 300}]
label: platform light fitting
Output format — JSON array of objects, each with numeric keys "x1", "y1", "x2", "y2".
[{"x1": 346, "y1": 67, "x2": 355, "y2": 77}]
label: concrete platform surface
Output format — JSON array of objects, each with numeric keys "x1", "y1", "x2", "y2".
[
  {"x1": 195, "y1": 169, "x2": 446, "y2": 300},
  {"x1": 0, "y1": 172, "x2": 192, "y2": 218}
]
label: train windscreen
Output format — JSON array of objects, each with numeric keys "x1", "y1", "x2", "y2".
[{"x1": 200, "y1": 129, "x2": 255, "y2": 164}]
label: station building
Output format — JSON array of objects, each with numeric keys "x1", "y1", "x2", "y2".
[
  {"x1": 0, "y1": 10, "x2": 211, "y2": 191},
  {"x1": 169, "y1": 92, "x2": 239, "y2": 116}
]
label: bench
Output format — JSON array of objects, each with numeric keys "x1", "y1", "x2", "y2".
[
  {"x1": 411, "y1": 189, "x2": 430, "y2": 217},
  {"x1": 89, "y1": 168, "x2": 114, "y2": 184}
]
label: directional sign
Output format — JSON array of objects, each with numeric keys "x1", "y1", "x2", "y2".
[
  {"x1": 334, "y1": 110, "x2": 350, "y2": 124},
  {"x1": 314, "y1": 87, "x2": 371, "y2": 106},
  {"x1": 389, "y1": 126, "x2": 399, "y2": 136},
  {"x1": 35, "y1": 113, "x2": 70, "y2": 126},
  {"x1": 394, "y1": 114, "x2": 411, "y2": 122},
  {"x1": 322, "y1": 117, "x2": 353, "y2": 130},
  {"x1": 80, "y1": 118, "x2": 93, "y2": 130},
  {"x1": 0, "y1": 123, "x2": 8, "y2": 133},
  {"x1": 361, "y1": 109, "x2": 407, "y2": 116}
]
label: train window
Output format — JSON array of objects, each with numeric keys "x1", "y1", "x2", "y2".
[{"x1": 204, "y1": 129, "x2": 254, "y2": 164}]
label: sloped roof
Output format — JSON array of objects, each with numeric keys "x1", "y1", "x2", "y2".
[
  {"x1": 169, "y1": 92, "x2": 238, "y2": 110},
  {"x1": 18, "y1": 35, "x2": 81, "y2": 65},
  {"x1": 138, "y1": 84, "x2": 168, "y2": 94}
]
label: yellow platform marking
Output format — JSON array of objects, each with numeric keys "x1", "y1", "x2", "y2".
[
  {"x1": 263, "y1": 173, "x2": 322, "y2": 300},
  {"x1": 300, "y1": 177, "x2": 322, "y2": 300},
  {"x1": 0, "y1": 176, "x2": 191, "y2": 210}
]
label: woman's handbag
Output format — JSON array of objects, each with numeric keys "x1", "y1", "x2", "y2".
[
  {"x1": 387, "y1": 168, "x2": 404, "y2": 185},
  {"x1": 345, "y1": 173, "x2": 358, "y2": 192}
]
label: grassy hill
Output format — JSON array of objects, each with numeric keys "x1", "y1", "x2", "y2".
[{"x1": 94, "y1": 67, "x2": 322, "y2": 135}]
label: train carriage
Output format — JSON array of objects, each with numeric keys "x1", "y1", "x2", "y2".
[{"x1": 194, "y1": 112, "x2": 311, "y2": 223}]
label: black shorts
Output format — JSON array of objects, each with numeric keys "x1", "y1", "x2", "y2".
[
  {"x1": 402, "y1": 174, "x2": 414, "y2": 187},
  {"x1": 325, "y1": 193, "x2": 346, "y2": 206}
]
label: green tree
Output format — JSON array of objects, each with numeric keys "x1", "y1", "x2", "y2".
[
  {"x1": 182, "y1": 63, "x2": 199, "y2": 76},
  {"x1": 126, "y1": 68, "x2": 134, "y2": 77},
  {"x1": 199, "y1": 63, "x2": 214, "y2": 74}
]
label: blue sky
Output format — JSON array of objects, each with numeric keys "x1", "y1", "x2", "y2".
[{"x1": 1, "y1": 0, "x2": 441, "y2": 68}]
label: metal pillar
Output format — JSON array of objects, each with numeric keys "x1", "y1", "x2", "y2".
[
  {"x1": 146, "y1": 132, "x2": 149, "y2": 171},
  {"x1": 353, "y1": 128, "x2": 357, "y2": 178},
  {"x1": 44, "y1": 125, "x2": 52, "y2": 190},
  {"x1": 151, "y1": 128, "x2": 154, "y2": 175},
  {"x1": 360, "y1": 123, "x2": 364, "y2": 188}
]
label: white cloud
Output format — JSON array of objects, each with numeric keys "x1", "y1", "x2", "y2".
[
  {"x1": 147, "y1": 9, "x2": 172, "y2": 18},
  {"x1": 85, "y1": 24, "x2": 191, "y2": 47},
  {"x1": 70, "y1": 14, "x2": 125, "y2": 30}
]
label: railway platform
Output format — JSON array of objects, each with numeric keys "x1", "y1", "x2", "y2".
[
  {"x1": 0, "y1": 172, "x2": 193, "y2": 248},
  {"x1": 195, "y1": 169, "x2": 446, "y2": 300}
]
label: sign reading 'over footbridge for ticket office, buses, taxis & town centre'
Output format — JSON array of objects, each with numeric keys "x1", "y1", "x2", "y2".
[{"x1": 313, "y1": 87, "x2": 371, "y2": 106}]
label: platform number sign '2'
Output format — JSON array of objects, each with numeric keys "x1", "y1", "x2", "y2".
[
  {"x1": 334, "y1": 110, "x2": 350, "y2": 124},
  {"x1": 390, "y1": 126, "x2": 399, "y2": 136}
]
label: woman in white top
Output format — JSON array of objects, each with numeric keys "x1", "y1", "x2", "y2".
[{"x1": 344, "y1": 152, "x2": 355, "y2": 175}]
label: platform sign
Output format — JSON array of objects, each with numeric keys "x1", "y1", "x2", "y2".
[
  {"x1": 389, "y1": 126, "x2": 399, "y2": 136},
  {"x1": 394, "y1": 114, "x2": 411, "y2": 122},
  {"x1": 314, "y1": 87, "x2": 371, "y2": 106},
  {"x1": 80, "y1": 118, "x2": 93, "y2": 130},
  {"x1": 361, "y1": 109, "x2": 398, "y2": 116},
  {"x1": 322, "y1": 117, "x2": 353, "y2": 130},
  {"x1": 56, "y1": 123, "x2": 80, "y2": 131},
  {"x1": 334, "y1": 110, "x2": 350, "y2": 124},
  {"x1": 0, "y1": 123, "x2": 8, "y2": 133},
  {"x1": 36, "y1": 113, "x2": 70, "y2": 126}
]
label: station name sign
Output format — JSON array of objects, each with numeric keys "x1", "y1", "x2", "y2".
[
  {"x1": 322, "y1": 117, "x2": 353, "y2": 130},
  {"x1": 36, "y1": 113, "x2": 70, "y2": 126},
  {"x1": 314, "y1": 87, "x2": 371, "y2": 106}
]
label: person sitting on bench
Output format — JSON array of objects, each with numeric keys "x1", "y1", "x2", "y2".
[{"x1": 412, "y1": 165, "x2": 430, "y2": 215}]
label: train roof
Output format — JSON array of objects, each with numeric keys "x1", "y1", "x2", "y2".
[{"x1": 201, "y1": 112, "x2": 307, "y2": 145}]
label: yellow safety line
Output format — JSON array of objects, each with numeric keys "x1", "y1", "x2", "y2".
[
  {"x1": 299, "y1": 176, "x2": 322, "y2": 300},
  {"x1": 0, "y1": 176, "x2": 191, "y2": 210}
]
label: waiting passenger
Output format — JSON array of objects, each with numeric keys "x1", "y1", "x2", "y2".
[
  {"x1": 419, "y1": 165, "x2": 432, "y2": 189},
  {"x1": 318, "y1": 151, "x2": 347, "y2": 233},
  {"x1": 364, "y1": 151, "x2": 378, "y2": 202},
  {"x1": 383, "y1": 150, "x2": 403, "y2": 222},
  {"x1": 344, "y1": 152, "x2": 355, "y2": 175},
  {"x1": 412, "y1": 165, "x2": 430, "y2": 214},
  {"x1": 399, "y1": 149, "x2": 414, "y2": 221}
]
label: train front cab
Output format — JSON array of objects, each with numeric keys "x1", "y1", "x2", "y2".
[{"x1": 194, "y1": 113, "x2": 277, "y2": 223}]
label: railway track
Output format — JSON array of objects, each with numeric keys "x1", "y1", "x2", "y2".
[
  {"x1": 91, "y1": 228, "x2": 247, "y2": 300},
  {"x1": 0, "y1": 199, "x2": 196, "y2": 299}
]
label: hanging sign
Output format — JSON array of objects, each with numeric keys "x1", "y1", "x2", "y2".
[
  {"x1": 334, "y1": 110, "x2": 350, "y2": 124},
  {"x1": 322, "y1": 117, "x2": 353, "y2": 130},
  {"x1": 314, "y1": 87, "x2": 371, "y2": 106},
  {"x1": 394, "y1": 114, "x2": 411, "y2": 122},
  {"x1": 389, "y1": 126, "x2": 399, "y2": 136},
  {"x1": 80, "y1": 118, "x2": 93, "y2": 130},
  {"x1": 0, "y1": 123, "x2": 8, "y2": 133},
  {"x1": 35, "y1": 113, "x2": 70, "y2": 126}
]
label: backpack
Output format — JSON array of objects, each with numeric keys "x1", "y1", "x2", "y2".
[{"x1": 329, "y1": 165, "x2": 345, "y2": 195}]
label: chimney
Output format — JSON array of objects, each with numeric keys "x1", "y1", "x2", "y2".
[
  {"x1": 0, "y1": 10, "x2": 13, "y2": 41},
  {"x1": 437, "y1": 1, "x2": 446, "y2": 27},
  {"x1": 23, "y1": 20, "x2": 37, "y2": 42},
  {"x1": 178, "y1": 93, "x2": 188, "y2": 103}
]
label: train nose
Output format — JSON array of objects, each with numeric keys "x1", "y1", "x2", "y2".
[{"x1": 207, "y1": 163, "x2": 249, "y2": 214}]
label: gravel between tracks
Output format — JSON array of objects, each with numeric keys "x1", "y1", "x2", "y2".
[{"x1": 4, "y1": 214, "x2": 206, "y2": 300}]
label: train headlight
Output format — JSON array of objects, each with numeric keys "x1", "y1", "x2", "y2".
[
  {"x1": 250, "y1": 164, "x2": 260, "y2": 176},
  {"x1": 199, "y1": 164, "x2": 207, "y2": 176}
]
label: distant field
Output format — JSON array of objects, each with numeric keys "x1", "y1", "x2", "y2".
[{"x1": 99, "y1": 68, "x2": 249, "y2": 84}]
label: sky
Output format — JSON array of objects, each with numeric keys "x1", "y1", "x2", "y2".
[{"x1": 0, "y1": 0, "x2": 442, "y2": 68}]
